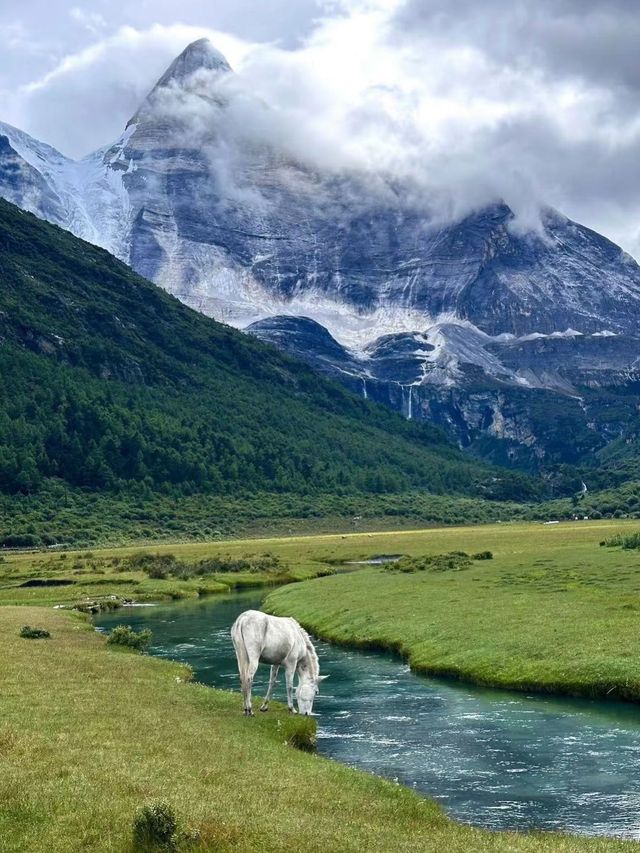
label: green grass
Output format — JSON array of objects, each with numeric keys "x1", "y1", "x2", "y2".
[
  {"x1": 3, "y1": 520, "x2": 640, "y2": 849},
  {"x1": 265, "y1": 519, "x2": 640, "y2": 702},
  {"x1": 0, "y1": 605, "x2": 634, "y2": 852},
  {"x1": 0, "y1": 537, "x2": 340, "y2": 608}
]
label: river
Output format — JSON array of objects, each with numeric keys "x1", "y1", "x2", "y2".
[{"x1": 95, "y1": 590, "x2": 640, "y2": 839}]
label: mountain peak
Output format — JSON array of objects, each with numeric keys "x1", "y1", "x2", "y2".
[
  {"x1": 152, "y1": 39, "x2": 232, "y2": 92},
  {"x1": 125, "y1": 38, "x2": 233, "y2": 129}
]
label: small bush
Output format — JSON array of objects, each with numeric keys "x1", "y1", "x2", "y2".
[
  {"x1": 386, "y1": 552, "x2": 472, "y2": 573},
  {"x1": 124, "y1": 553, "x2": 180, "y2": 578},
  {"x1": 280, "y1": 715, "x2": 317, "y2": 752},
  {"x1": 146, "y1": 565, "x2": 168, "y2": 580},
  {"x1": 603, "y1": 531, "x2": 640, "y2": 550},
  {"x1": 472, "y1": 550, "x2": 493, "y2": 560},
  {"x1": 132, "y1": 801, "x2": 177, "y2": 851},
  {"x1": 19, "y1": 625, "x2": 51, "y2": 639},
  {"x1": 107, "y1": 625, "x2": 152, "y2": 651}
]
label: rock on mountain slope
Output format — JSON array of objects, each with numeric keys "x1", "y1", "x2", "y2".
[{"x1": 2, "y1": 38, "x2": 640, "y2": 470}]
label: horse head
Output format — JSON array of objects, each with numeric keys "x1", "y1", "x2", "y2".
[{"x1": 296, "y1": 674, "x2": 329, "y2": 715}]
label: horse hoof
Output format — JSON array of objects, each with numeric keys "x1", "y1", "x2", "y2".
[
  {"x1": 259, "y1": 705, "x2": 268, "y2": 712},
  {"x1": 288, "y1": 708, "x2": 297, "y2": 714}
]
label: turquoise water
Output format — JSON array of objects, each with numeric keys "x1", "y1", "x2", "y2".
[{"x1": 96, "y1": 591, "x2": 640, "y2": 838}]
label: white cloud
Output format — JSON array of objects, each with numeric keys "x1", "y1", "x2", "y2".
[
  {"x1": 10, "y1": 24, "x2": 253, "y2": 158},
  {"x1": 3, "y1": 0, "x2": 640, "y2": 257},
  {"x1": 69, "y1": 7, "x2": 107, "y2": 36},
  {"x1": 216, "y1": 0, "x2": 640, "y2": 249}
]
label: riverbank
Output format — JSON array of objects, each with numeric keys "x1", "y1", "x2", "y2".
[
  {"x1": 4, "y1": 518, "x2": 636, "y2": 607},
  {"x1": 264, "y1": 520, "x2": 640, "y2": 703},
  {"x1": 0, "y1": 538, "x2": 340, "y2": 608},
  {"x1": 97, "y1": 589, "x2": 640, "y2": 838},
  {"x1": 0, "y1": 605, "x2": 635, "y2": 852}
]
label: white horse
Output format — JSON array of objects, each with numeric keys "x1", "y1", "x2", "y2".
[{"x1": 231, "y1": 609, "x2": 327, "y2": 716}]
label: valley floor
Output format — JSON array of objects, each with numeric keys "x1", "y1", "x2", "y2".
[{"x1": 2, "y1": 520, "x2": 639, "y2": 850}]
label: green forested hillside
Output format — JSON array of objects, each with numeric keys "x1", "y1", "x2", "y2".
[{"x1": 0, "y1": 200, "x2": 542, "y2": 542}]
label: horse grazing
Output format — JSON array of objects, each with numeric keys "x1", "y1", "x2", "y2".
[{"x1": 231, "y1": 610, "x2": 327, "y2": 716}]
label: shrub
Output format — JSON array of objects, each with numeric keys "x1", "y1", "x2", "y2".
[
  {"x1": 1, "y1": 533, "x2": 39, "y2": 548},
  {"x1": 125, "y1": 553, "x2": 179, "y2": 578},
  {"x1": 603, "y1": 531, "x2": 640, "y2": 550},
  {"x1": 472, "y1": 550, "x2": 493, "y2": 560},
  {"x1": 19, "y1": 625, "x2": 51, "y2": 639},
  {"x1": 132, "y1": 801, "x2": 178, "y2": 851},
  {"x1": 107, "y1": 625, "x2": 152, "y2": 651},
  {"x1": 146, "y1": 565, "x2": 168, "y2": 580},
  {"x1": 386, "y1": 552, "x2": 472, "y2": 573},
  {"x1": 281, "y1": 715, "x2": 317, "y2": 752}
]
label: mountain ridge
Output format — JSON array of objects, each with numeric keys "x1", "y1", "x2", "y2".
[{"x1": 2, "y1": 39, "x2": 640, "y2": 471}]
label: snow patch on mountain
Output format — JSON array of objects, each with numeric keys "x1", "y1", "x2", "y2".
[{"x1": 0, "y1": 119, "x2": 130, "y2": 258}]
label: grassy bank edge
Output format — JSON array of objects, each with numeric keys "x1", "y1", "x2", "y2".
[{"x1": 266, "y1": 587, "x2": 640, "y2": 704}]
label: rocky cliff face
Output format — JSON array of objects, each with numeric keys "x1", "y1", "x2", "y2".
[
  {"x1": 246, "y1": 315, "x2": 639, "y2": 468},
  {"x1": 2, "y1": 38, "x2": 640, "y2": 470}
]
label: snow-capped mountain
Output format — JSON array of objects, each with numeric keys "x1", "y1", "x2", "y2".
[{"x1": 2, "y1": 38, "x2": 640, "y2": 468}]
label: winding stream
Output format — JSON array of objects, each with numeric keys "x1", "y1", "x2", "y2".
[{"x1": 96, "y1": 590, "x2": 640, "y2": 838}]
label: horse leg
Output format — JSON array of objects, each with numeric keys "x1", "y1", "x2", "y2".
[
  {"x1": 232, "y1": 618, "x2": 256, "y2": 716},
  {"x1": 241, "y1": 658, "x2": 259, "y2": 717},
  {"x1": 285, "y1": 663, "x2": 296, "y2": 713},
  {"x1": 260, "y1": 665, "x2": 279, "y2": 712}
]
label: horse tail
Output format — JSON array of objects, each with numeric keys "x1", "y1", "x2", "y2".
[{"x1": 231, "y1": 615, "x2": 250, "y2": 683}]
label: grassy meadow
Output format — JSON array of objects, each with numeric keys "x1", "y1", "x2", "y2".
[
  {"x1": 265, "y1": 519, "x2": 640, "y2": 701},
  {"x1": 2, "y1": 519, "x2": 640, "y2": 850},
  {"x1": 0, "y1": 537, "x2": 338, "y2": 608},
  {"x1": 0, "y1": 604, "x2": 636, "y2": 853}
]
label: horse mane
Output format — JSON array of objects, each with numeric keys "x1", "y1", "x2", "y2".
[{"x1": 298, "y1": 625, "x2": 320, "y2": 680}]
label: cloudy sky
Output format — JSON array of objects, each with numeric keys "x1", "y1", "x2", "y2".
[{"x1": 2, "y1": 0, "x2": 640, "y2": 256}]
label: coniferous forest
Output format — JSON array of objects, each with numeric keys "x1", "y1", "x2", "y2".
[{"x1": 0, "y1": 200, "x2": 545, "y2": 544}]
